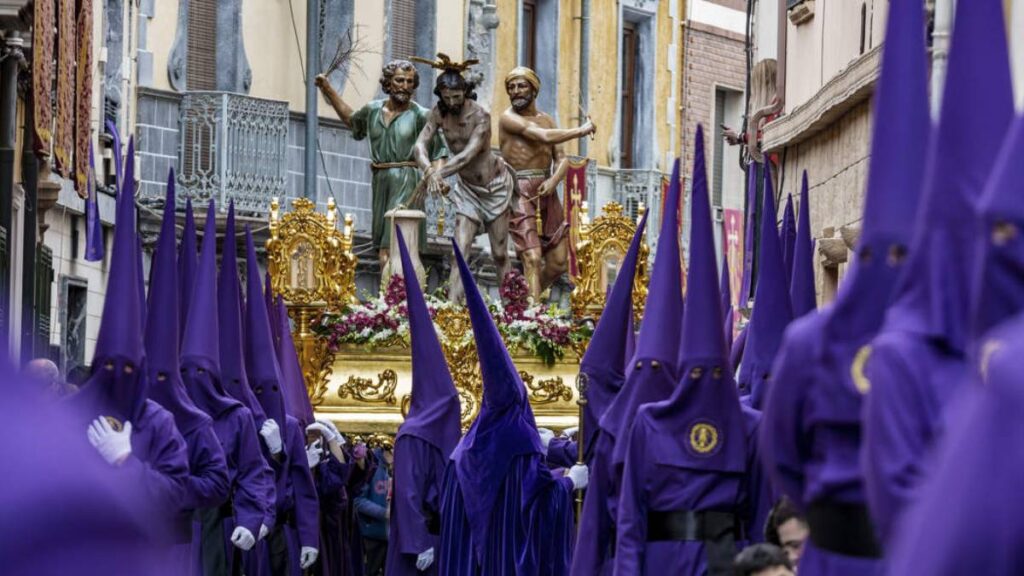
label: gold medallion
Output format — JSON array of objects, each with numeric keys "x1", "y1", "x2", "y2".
[
  {"x1": 103, "y1": 415, "x2": 124, "y2": 432},
  {"x1": 689, "y1": 422, "x2": 719, "y2": 455}
]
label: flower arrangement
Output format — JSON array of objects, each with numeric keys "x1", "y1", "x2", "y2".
[{"x1": 313, "y1": 271, "x2": 592, "y2": 365}]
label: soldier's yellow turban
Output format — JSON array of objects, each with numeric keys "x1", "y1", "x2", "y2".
[{"x1": 505, "y1": 67, "x2": 541, "y2": 93}]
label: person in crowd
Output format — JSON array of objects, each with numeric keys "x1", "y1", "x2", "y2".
[{"x1": 734, "y1": 544, "x2": 795, "y2": 576}]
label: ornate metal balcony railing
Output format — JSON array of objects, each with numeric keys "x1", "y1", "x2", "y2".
[
  {"x1": 614, "y1": 168, "x2": 665, "y2": 246},
  {"x1": 177, "y1": 92, "x2": 289, "y2": 215}
]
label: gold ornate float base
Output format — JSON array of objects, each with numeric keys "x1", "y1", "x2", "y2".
[{"x1": 315, "y1": 344, "x2": 581, "y2": 435}]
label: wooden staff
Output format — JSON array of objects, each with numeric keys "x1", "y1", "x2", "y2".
[{"x1": 575, "y1": 371, "x2": 589, "y2": 525}]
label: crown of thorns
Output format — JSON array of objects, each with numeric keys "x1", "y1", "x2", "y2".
[{"x1": 410, "y1": 53, "x2": 479, "y2": 74}]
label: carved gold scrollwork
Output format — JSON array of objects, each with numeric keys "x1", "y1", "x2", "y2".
[
  {"x1": 433, "y1": 306, "x2": 484, "y2": 428},
  {"x1": 519, "y1": 371, "x2": 574, "y2": 405},
  {"x1": 570, "y1": 202, "x2": 650, "y2": 322},
  {"x1": 353, "y1": 433, "x2": 395, "y2": 450},
  {"x1": 337, "y1": 369, "x2": 399, "y2": 405}
]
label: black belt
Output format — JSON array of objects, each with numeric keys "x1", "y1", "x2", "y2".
[
  {"x1": 647, "y1": 510, "x2": 743, "y2": 542},
  {"x1": 806, "y1": 501, "x2": 882, "y2": 559},
  {"x1": 217, "y1": 500, "x2": 234, "y2": 520},
  {"x1": 647, "y1": 510, "x2": 741, "y2": 576}
]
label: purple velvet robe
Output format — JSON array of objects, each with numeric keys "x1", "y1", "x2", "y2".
[
  {"x1": 761, "y1": 313, "x2": 882, "y2": 575},
  {"x1": 546, "y1": 437, "x2": 579, "y2": 470},
  {"x1": 570, "y1": 432, "x2": 617, "y2": 576},
  {"x1": 314, "y1": 450, "x2": 360, "y2": 576},
  {"x1": 385, "y1": 436, "x2": 448, "y2": 576},
  {"x1": 861, "y1": 333, "x2": 966, "y2": 544},
  {"x1": 613, "y1": 407, "x2": 765, "y2": 576},
  {"x1": 438, "y1": 455, "x2": 575, "y2": 575}
]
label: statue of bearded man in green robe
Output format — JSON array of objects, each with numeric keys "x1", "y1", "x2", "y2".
[{"x1": 316, "y1": 60, "x2": 448, "y2": 266}]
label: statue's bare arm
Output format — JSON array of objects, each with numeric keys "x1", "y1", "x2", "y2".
[
  {"x1": 498, "y1": 111, "x2": 595, "y2": 146},
  {"x1": 315, "y1": 75, "x2": 355, "y2": 128},
  {"x1": 413, "y1": 113, "x2": 440, "y2": 173}
]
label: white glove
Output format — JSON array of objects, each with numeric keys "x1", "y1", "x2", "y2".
[
  {"x1": 299, "y1": 546, "x2": 319, "y2": 569},
  {"x1": 416, "y1": 547, "x2": 435, "y2": 571},
  {"x1": 230, "y1": 526, "x2": 256, "y2": 551},
  {"x1": 258, "y1": 523, "x2": 270, "y2": 540},
  {"x1": 538, "y1": 427, "x2": 554, "y2": 454},
  {"x1": 260, "y1": 419, "x2": 283, "y2": 455},
  {"x1": 307, "y1": 439, "x2": 325, "y2": 468},
  {"x1": 87, "y1": 418, "x2": 133, "y2": 465},
  {"x1": 562, "y1": 426, "x2": 578, "y2": 439},
  {"x1": 567, "y1": 464, "x2": 589, "y2": 490},
  {"x1": 306, "y1": 421, "x2": 340, "y2": 444}
]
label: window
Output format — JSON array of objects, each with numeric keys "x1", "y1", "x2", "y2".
[
  {"x1": 60, "y1": 277, "x2": 88, "y2": 377},
  {"x1": 390, "y1": 0, "x2": 417, "y2": 61},
  {"x1": 620, "y1": 22, "x2": 638, "y2": 169},
  {"x1": 186, "y1": 0, "x2": 217, "y2": 90},
  {"x1": 713, "y1": 89, "x2": 727, "y2": 208},
  {"x1": 522, "y1": 0, "x2": 537, "y2": 70}
]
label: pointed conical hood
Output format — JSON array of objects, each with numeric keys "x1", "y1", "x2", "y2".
[
  {"x1": 826, "y1": 0, "x2": 930, "y2": 345},
  {"x1": 218, "y1": 208, "x2": 265, "y2": 421},
  {"x1": 647, "y1": 123, "x2": 746, "y2": 473},
  {"x1": 182, "y1": 201, "x2": 222, "y2": 373},
  {"x1": 86, "y1": 136, "x2": 147, "y2": 420},
  {"x1": 577, "y1": 211, "x2": 648, "y2": 461},
  {"x1": 973, "y1": 117, "x2": 1024, "y2": 337},
  {"x1": 394, "y1": 229, "x2": 461, "y2": 455},
  {"x1": 791, "y1": 172, "x2": 816, "y2": 317},
  {"x1": 721, "y1": 251, "x2": 734, "y2": 351},
  {"x1": 244, "y1": 227, "x2": 288, "y2": 427},
  {"x1": 739, "y1": 163, "x2": 793, "y2": 410},
  {"x1": 275, "y1": 296, "x2": 315, "y2": 427},
  {"x1": 781, "y1": 194, "x2": 796, "y2": 280},
  {"x1": 178, "y1": 198, "x2": 198, "y2": 340},
  {"x1": 84, "y1": 143, "x2": 104, "y2": 262},
  {"x1": 449, "y1": 239, "x2": 545, "y2": 564},
  {"x1": 145, "y1": 169, "x2": 211, "y2": 435},
  {"x1": 635, "y1": 158, "x2": 684, "y2": 365},
  {"x1": 600, "y1": 159, "x2": 686, "y2": 472},
  {"x1": 887, "y1": 0, "x2": 1013, "y2": 352}
]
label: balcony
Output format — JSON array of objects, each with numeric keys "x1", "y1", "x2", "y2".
[
  {"x1": 613, "y1": 168, "x2": 664, "y2": 246},
  {"x1": 175, "y1": 91, "x2": 289, "y2": 215}
]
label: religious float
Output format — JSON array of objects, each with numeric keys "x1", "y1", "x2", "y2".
[{"x1": 265, "y1": 193, "x2": 648, "y2": 441}]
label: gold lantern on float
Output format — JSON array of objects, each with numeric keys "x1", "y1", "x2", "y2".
[{"x1": 266, "y1": 196, "x2": 358, "y2": 408}]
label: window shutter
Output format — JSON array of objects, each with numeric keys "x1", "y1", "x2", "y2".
[
  {"x1": 187, "y1": 0, "x2": 218, "y2": 90},
  {"x1": 713, "y1": 89, "x2": 727, "y2": 208},
  {"x1": 390, "y1": 0, "x2": 417, "y2": 60},
  {"x1": 35, "y1": 245, "x2": 54, "y2": 358}
]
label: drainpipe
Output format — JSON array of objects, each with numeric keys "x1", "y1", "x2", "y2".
[
  {"x1": 304, "y1": 0, "x2": 320, "y2": 200},
  {"x1": 0, "y1": 35, "x2": 24, "y2": 342},
  {"x1": 20, "y1": 74, "x2": 38, "y2": 365},
  {"x1": 578, "y1": 0, "x2": 590, "y2": 158},
  {"x1": 930, "y1": 0, "x2": 954, "y2": 118}
]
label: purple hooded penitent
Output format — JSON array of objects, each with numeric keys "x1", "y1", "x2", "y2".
[
  {"x1": 600, "y1": 157, "x2": 685, "y2": 474},
  {"x1": 275, "y1": 295, "x2": 315, "y2": 428},
  {"x1": 614, "y1": 125, "x2": 764, "y2": 575},
  {"x1": 790, "y1": 172, "x2": 816, "y2": 318},
  {"x1": 737, "y1": 164, "x2": 793, "y2": 410},
  {"x1": 437, "y1": 240, "x2": 574, "y2": 575},
  {"x1": 71, "y1": 136, "x2": 190, "y2": 519},
  {"x1": 386, "y1": 227, "x2": 462, "y2": 576},
  {"x1": 219, "y1": 206, "x2": 265, "y2": 421},
  {"x1": 863, "y1": 0, "x2": 1013, "y2": 545},
  {"x1": 178, "y1": 198, "x2": 197, "y2": 341},
  {"x1": 761, "y1": 1, "x2": 929, "y2": 571},
  {"x1": 244, "y1": 226, "x2": 321, "y2": 567},
  {"x1": 84, "y1": 143, "x2": 105, "y2": 262},
  {"x1": 145, "y1": 169, "x2": 230, "y2": 567},
  {"x1": 569, "y1": 212, "x2": 648, "y2": 576},
  {"x1": 781, "y1": 193, "x2": 796, "y2": 281}
]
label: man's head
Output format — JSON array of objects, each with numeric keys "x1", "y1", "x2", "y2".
[
  {"x1": 434, "y1": 70, "x2": 477, "y2": 116},
  {"x1": 24, "y1": 358, "x2": 65, "y2": 396},
  {"x1": 765, "y1": 497, "x2": 808, "y2": 567},
  {"x1": 380, "y1": 59, "x2": 419, "y2": 105},
  {"x1": 734, "y1": 544, "x2": 794, "y2": 576},
  {"x1": 504, "y1": 66, "x2": 540, "y2": 113}
]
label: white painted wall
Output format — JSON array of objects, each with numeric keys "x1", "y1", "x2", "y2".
[{"x1": 690, "y1": 0, "x2": 747, "y2": 34}]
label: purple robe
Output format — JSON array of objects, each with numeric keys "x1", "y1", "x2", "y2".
[
  {"x1": 385, "y1": 436, "x2": 447, "y2": 576},
  {"x1": 546, "y1": 437, "x2": 578, "y2": 470},
  {"x1": 268, "y1": 415, "x2": 321, "y2": 576},
  {"x1": 438, "y1": 455, "x2": 575, "y2": 575},
  {"x1": 570, "y1": 433, "x2": 616, "y2": 576},
  {"x1": 612, "y1": 407, "x2": 764, "y2": 576},
  {"x1": 315, "y1": 450, "x2": 361, "y2": 576}
]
